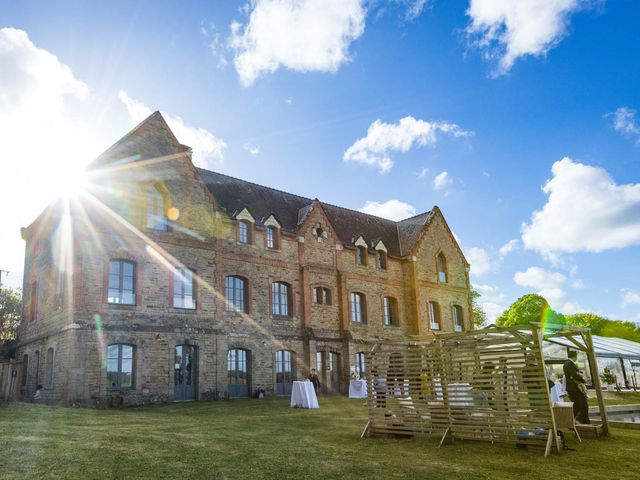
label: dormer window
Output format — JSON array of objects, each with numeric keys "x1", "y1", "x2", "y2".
[
  {"x1": 437, "y1": 253, "x2": 447, "y2": 283},
  {"x1": 377, "y1": 251, "x2": 387, "y2": 270},
  {"x1": 267, "y1": 226, "x2": 278, "y2": 249},
  {"x1": 146, "y1": 185, "x2": 167, "y2": 231},
  {"x1": 356, "y1": 246, "x2": 367, "y2": 266},
  {"x1": 239, "y1": 220, "x2": 251, "y2": 244}
]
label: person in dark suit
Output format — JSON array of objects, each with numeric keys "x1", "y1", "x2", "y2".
[{"x1": 563, "y1": 350, "x2": 590, "y2": 424}]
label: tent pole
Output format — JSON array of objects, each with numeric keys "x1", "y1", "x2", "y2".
[{"x1": 584, "y1": 331, "x2": 609, "y2": 436}]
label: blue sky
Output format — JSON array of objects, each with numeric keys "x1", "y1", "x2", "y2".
[{"x1": 1, "y1": 0, "x2": 639, "y2": 323}]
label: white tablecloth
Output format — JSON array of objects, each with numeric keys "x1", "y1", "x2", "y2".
[
  {"x1": 349, "y1": 379, "x2": 367, "y2": 398},
  {"x1": 290, "y1": 381, "x2": 319, "y2": 408}
]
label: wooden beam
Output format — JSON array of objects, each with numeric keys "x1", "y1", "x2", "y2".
[{"x1": 584, "y1": 331, "x2": 609, "y2": 437}]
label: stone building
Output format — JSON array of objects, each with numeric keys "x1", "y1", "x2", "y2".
[{"x1": 16, "y1": 112, "x2": 472, "y2": 406}]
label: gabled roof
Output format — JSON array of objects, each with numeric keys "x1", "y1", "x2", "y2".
[
  {"x1": 92, "y1": 111, "x2": 191, "y2": 167},
  {"x1": 196, "y1": 168, "x2": 431, "y2": 257}
]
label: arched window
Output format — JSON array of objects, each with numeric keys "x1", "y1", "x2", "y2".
[
  {"x1": 383, "y1": 297, "x2": 398, "y2": 326},
  {"x1": 173, "y1": 268, "x2": 196, "y2": 309},
  {"x1": 350, "y1": 292, "x2": 366, "y2": 323},
  {"x1": 228, "y1": 348, "x2": 250, "y2": 398},
  {"x1": 453, "y1": 305, "x2": 464, "y2": 332},
  {"x1": 21, "y1": 354, "x2": 28, "y2": 386},
  {"x1": 313, "y1": 286, "x2": 331, "y2": 305},
  {"x1": 437, "y1": 253, "x2": 447, "y2": 283},
  {"x1": 355, "y1": 352, "x2": 366, "y2": 378},
  {"x1": 275, "y1": 350, "x2": 294, "y2": 396},
  {"x1": 146, "y1": 185, "x2": 167, "y2": 231},
  {"x1": 238, "y1": 220, "x2": 251, "y2": 244},
  {"x1": 108, "y1": 259, "x2": 136, "y2": 305},
  {"x1": 356, "y1": 246, "x2": 367, "y2": 266},
  {"x1": 226, "y1": 276, "x2": 248, "y2": 313},
  {"x1": 107, "y1": 344, "x2": 134, "y2": 389},
  {"x1": 272, "y1": 282, "x2": 291, "y2": 317},
  {"x1": 34, "y1": 351, "x2": 40, "y2": 386},
  {"x1": 45, "y1": 347, "x2": 54, "y2": 386},
  {"x1": 428, "y1": 301, "x2": 441, "y2": 331},
  {"x1": 266, "y1": 226, "x2": 278, "y2": 249}
]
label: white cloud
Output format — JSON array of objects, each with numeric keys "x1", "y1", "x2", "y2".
[
  {"x1": 118, "y1": 91, "x2": 227, "y2": 169},
  {"x1": 521, "y1": 158, "x2": 640, "y2": 256},
  {"x1": 473, "y1": 284, "x2": 506, "y2": 303},
  {"x1": 417, "y1": 167, "x2": 429, "y2": 179},
  {"x1": 243, "y1": 143, "x2": 261, "y2": 156},
  {"x1": 229, "y1": 0, "x2": 366, "y2": 86},
  {"x1": 0, "y1": 28, "x2": 100, "y2": 288},
  {"x1": 465, "y1": 246, "x2": 492, "y2": 276},
  {"x1": 404, "y1": 0, "x2": 430, "y2": 20},
  {"x1": 560, "y1": 301, "x2": 583, "y2": 315},
  {"x1": 499, "y1": 239, "x2": 519, "y2": 257},
  {"x1": 358, "y1": 199, "x2": 417, "y2": 221},
  {"x1": 481, "y1": 301, "x2": 507, "y2": 322},
  {"x1": 433, "y1": 171, "x2": 452, "y2": 191},
  {"x1": 344, "y1": 116, "x2": 471, "y2": 173},
  {"x1": 514, "y1": 266, "x2": 566, "y2": 290},
  {"x1": 622, "y1": 289, "x2": 640, "y2": 308},
  {"x1": 466, "y1": 0, "x2": 591, "y2": 75},
  {"x1": 607, "y1": 106, "x2": 640, "y2": 143}
]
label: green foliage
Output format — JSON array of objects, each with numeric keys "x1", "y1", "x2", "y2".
[
  {"x1": 0, "y1": 286, "x2": 22, "y2": 342},
  {"x1": 565, "y1": 313, "x2": 640, "y2": 343},
  {"x1": 495, "y1": 293, "x2": 565, "y2": 326},
  {"x1": 471, "y1": 289, "x2": 487, "y2": 328}
]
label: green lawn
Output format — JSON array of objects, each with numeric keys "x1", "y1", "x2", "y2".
[
  {"x1": 589, "y1": 391, "x2": 640, "y2": 406},
  {"x1": 1, "y1": 397, "x2": 638, "y2": 480}
]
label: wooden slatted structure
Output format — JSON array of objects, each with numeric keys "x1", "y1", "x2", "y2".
[{"x1": 364, "y1": 326, "x2": 563, "y2": 455}]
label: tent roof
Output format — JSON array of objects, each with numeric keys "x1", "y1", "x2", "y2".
[{"x1": 545, "y1": 335, "x2": 640, "y2": 360}]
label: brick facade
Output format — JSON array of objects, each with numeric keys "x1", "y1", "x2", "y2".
[{"x1": 16, "y1": 112, "x2": 472, "y2": 406}]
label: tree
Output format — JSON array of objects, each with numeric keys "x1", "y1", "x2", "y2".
[
  {"x1": 0, "y1": 286, "x2": 22, "y2": 360},
  {"x1": 495, "y1": 293, "x2": 565, "y2": 327},
  {"x1": 565, "y1": 313, "x2": 640, "y2": 343},
  {"x1": 471, "y1": 289, "x2": 487, "y2": 328}
]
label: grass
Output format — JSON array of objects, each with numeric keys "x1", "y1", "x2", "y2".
[
  {"x1": 1, "y1": 396, "x2": 639, "y2": 480},
  {"x1": 589, "y1": 391, "x2": 640, "y2": 406}
]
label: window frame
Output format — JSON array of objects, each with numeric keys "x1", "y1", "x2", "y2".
[
  {"x1": 225, "y1": 275, "x2": 248, "y2": 313},
  {"x1": 45, "y1": 347, "x2": 54, "y2": 387},
  {"x1": 172, "y1": 268, "x2": 196, "y2": 310},
  {"x1": 29, "y1": 281, "x2": 37, "y2": 322},
  {"x1": 355, "y1": 352, "x2": 366, "y2": 378},
  {"x1": 238, "y1": 220, "x2": 251, "y2": 245},
  {"x1": 107, "y1": 343, "x2": 135, "y2": 390},
  {"x1": 383, "y1": 296, "x2": 398, "y2": 327},
  {"x1": 437, "y1": 252, "x2": 447, "y2": 283},
  {"x1": 428, "y1": 301, "x2": 441, "y2": 331},
  {"x1": 271, "y1": 281, "x2": 291, "y2": 317},
  {"x1": 312, "y1": 286, "x2": 331, "y2": 305},
  {"x1": 356, "y1": 246, "x2": 367, "y2": 266},
  {"x1": 377, "y1": 251, "x2": 387, "y2": 270},
  {"x1": 453, "y1": 304, "x2": 464, "y2": 332},
  {"x1": 266, "y1": 226, "x2": 278, "y2": 249},
  {"x1": 107, "y1": 259, "x2": 137, "y2": 306},
  {"x1": 350, "y1": 292, "x2": 366, "y2": 324}
]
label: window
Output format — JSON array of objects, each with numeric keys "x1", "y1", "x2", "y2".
[
  {"x1": 173, "y1": 268, "x2": 196, "y2": 309},
  {"x1": 107, "y1": 344, "x2": 134, "y2": 389},
  {"x1": 356, "y1": 246, "x2": 367, "y2": 266},
  {"x1": 146, "y1": 185, "x2": 167, "y2": 231},
  {"x1": 266, "y1": 226, "x2": 278, "y2": 249},
  {"x1": 428, "y1": 301, "x2": 441, "y2": 331},
  {"x1": 275, "y1": 350, "x2": 294, "y2": 395},
  {"x1": 350, "y1": 292, "x2": 366, "y2": 323},
  {"x1": 377, "y1": 251, "x2": 387, "y2": 270},
  {"x1": 45, "y1": 347, "x2": 54, "y2": 386},
  {"x1": 453, "y1": 305, "x2": 464, "y2": 332},
  {"x1": 34, "y1": 351, "x2": 40, "y2": 386},
  {"x1": 316, "y1": 351, "x2": 323, "y2": 372},
  {"x1": 437, "y1": 253, "x2": 447, "y2": 283},
  {"x1": 226, "y1": 276, "x2": 248, "y2": 313},
  {"x1": 108, "y1": 260, "x2": 136, "y2": 305},
  {"x1": 355, "y1": 352, "x2": 366, "y2": 378},
  {"x1": 29, "y1": 281, "x2": 37, "y2": 321},
  {"x1": 228, "y1": 348, "x2": 250, "y2": 397},
  {"x1": 272, "y1": 282, "x2": 291, "y2": 317},
  {"x1": 21, "y1": 354, "x2": 28, "y2": 386},
  {"x1": 383, "y1": 297, "x2": 398, "y2": 326},
  {"x1": 238, "y1": 221, "x2": 251, "y2": 244},
  {"x1": 313, "y1": 286, "x2": 331, "y2": 305}
]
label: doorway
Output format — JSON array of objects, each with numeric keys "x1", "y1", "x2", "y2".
[{"x1": 174, "y1": 345, "x2": 197, "y2": 401}]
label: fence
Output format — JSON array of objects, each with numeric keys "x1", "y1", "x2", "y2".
[{"x1": 0, "y1": 361, "x2": 23, "y2": 401}]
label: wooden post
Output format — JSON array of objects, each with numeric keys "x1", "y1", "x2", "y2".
[
  {"x1": 583, "y1": 331, "x2": 609, "y2": 436},
  {"x1": 535, "y1": 326, "x2": 562, "y2": 453}
]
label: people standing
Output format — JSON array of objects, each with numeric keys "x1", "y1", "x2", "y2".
[
  {"x1": 308, "y1": 368, "x2": 321, "y2": 394},
  {"x1": 563, "y1": 350, "x2": 591, "y2": 424}
]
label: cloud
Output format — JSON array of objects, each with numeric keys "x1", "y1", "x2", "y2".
[
  {"x1": 465, "y1": 0, "x2": 592, "y2": 75},
  {"x1": 521, "y1": 158, "x2": 640, "y2": 256},
  {"x1": 621, "y1": 289, "x2": 640, "y2": 308},
  {"x1": 0, "y1": 28, "x2": 98, "y2": 288},
  {"x1": 358, "y1": 199, "x2": 417, "y2": 221},
  {"x1": 229, "y1": 0, "x2": 366, "y2": 86},
  {"x1": 499, "y1": 239, "x2": 519, "y2": 257},
  {"x1": 344, "y1": 116, "x2": 471, "y2": 173},
  {"x1": 514, "y1": 266, "x2": 567, "y2": 290},
  {"x1": 606, "y1": 106, "x2": 640, "y2": 143},
  {"x1": 118, "y1": 91, "x2": 227, "y2": 169},
  {"x1": 481, "y1": 301, "x2": 507, "y2": 322},
  {"x1": 473, "y1": 284, "x2": 506, "y2": 303},
  {"x1": 243, "y1": 143, "x2": 261, "y2": 156},
  {"x1": 403, "y1": 0, "x2": 430, "y2": 20},
  {"x1": 465, "y1": 247, "x2": 492, "y2": 276},
  {"x1": 433, "y1": 171, "x2": 452, "y2": 191},
  {"x1": 417, "y1": 167, "x2": 429, "y2": 179}
]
